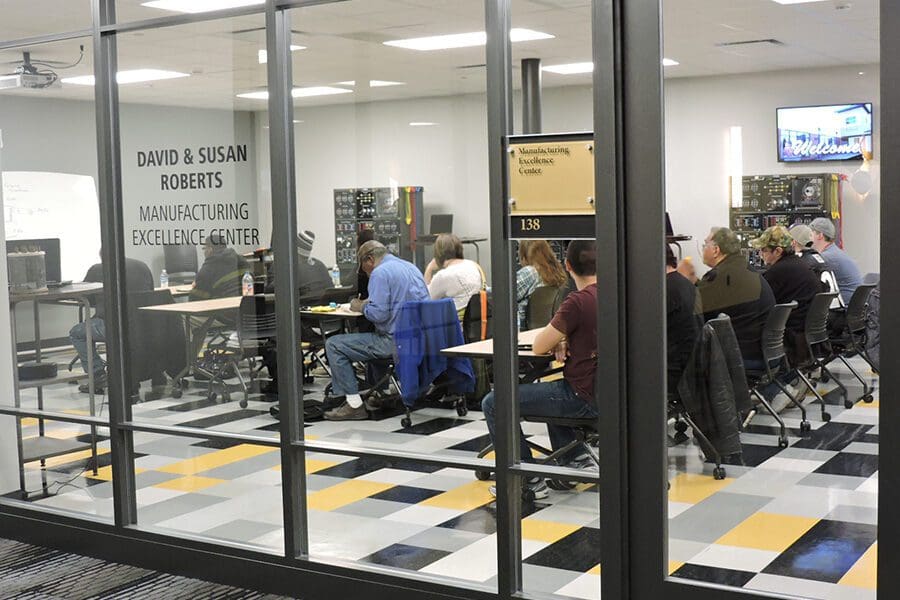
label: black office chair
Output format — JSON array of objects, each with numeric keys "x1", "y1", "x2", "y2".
[
  {"x1": 231, "y1": 295, "x2": 277, "y2": 408},
  {"x1": 800, "y1": 292, "x2": 843, "y2": 419},
  {"x1": 522, "y1": 415, "x2": 600, "y2": 492},
  {"x1": 525, "y1": 286, "x2": 561, "y2": 330},
  {"x1": 743, "y1": 302, "x2": 807, "y2": 446},
  {"x1": 164, "y1": 245, "x2": 199, "y2": 285},
  {"x1": 827, "y1": 283, "x2": 877, "y2": 403}
]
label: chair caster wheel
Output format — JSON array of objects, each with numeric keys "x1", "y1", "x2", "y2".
[
  {"x1": 778, "y1": 437, "x2": 789, "y2": 449},
  {"x1": 673, "y1": 432, "x2": 689, "y2": 445},
  {"x1": 822, "y1": 412, "x2": 831, "y2": 422},
  {"x1": 303, "y1": 375, "x2": 314, "y2": 385},
  {"x1": 401, "y1": 417, "x2": 412, "y2": 428},
  {"x1": 800, "y1": 421, "x2": 811, "y2": 433},
  {"x1": 713, "y1": 467, "x2": 726, "y2": 480},
  {"x1": 269, "y1": 406, "x2": 280, "y2": 419},
  {"x1": 172, "y1": 388, "x2": 183, "y2": 399},
  {"x1": 521, "y1": 488, "x2": 536, "y2": 503},
  {"x1": 239, "y1": 399, "x2": 248, "y2": 408},
  {"x1": 456, "y1": 405, "x2": 468, "y2": 417},
  {"x1": 674, "y1": 421, "x2": 688, "y2": 434},
  {"x1": 844, "y1": 399, "x2": 854, "y2": 409},
  {"x1": 863, "y1": 394, "x2": 874, "y2": 403},
  {"x1": 475, "y1": 470, "x2": 492, "y2": 481},
  {"x1": 820, "y1": 374, "x2": 830, "y2": 383},
  {"x1": 208, "y1": 392, "x2": 217, "y2": 402}
]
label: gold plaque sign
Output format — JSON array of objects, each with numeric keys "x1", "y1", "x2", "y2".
[{"x1": 508, "y1": 139, "x2": 595, "y2": 215}]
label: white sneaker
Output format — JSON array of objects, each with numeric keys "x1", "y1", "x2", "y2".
[{"x1": 767, "y1": 393, "x2": 792, "y2": 414}]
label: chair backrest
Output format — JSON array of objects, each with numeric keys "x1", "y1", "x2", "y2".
[
  {"x1": 805, "y1": 291, "x2": 838, "y2": 346},
  {"x1": 845, "y1": 283, "x2": 877, "y2": 334},
  {"x1": 526, "y1": 286, "x2": 560, "y2": 329},
  {"x1": 462, "y1": 291, "x2": 492, "y2": 343},
  {"x1": 126, "y1": 289, "x2": 186, "y2": 382},
  {"x1": 238, "y1": 294, "x2": 277, "y2": 343},
  {"x1": 164, "y1": 244, "x2": 199, "y2": 274},
  {"x1": 761, "y1": 301, "x2": 796, "y2": 365}
]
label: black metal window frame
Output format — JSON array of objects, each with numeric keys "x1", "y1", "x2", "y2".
[{"x1": 0, "y1": 1, "x2": 892, "y2": 599}]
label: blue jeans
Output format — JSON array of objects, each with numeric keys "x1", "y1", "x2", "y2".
[
  {"x1": 325, "y1": 332, "x2": 395, "y2": 396},
  {"x1": 744, "y1": 358, "x2": 790, "y2": 402},
  {"x1": 69, "y1": 318, "x2": 106, "y2": 376},
  {"x1": 481, "y1": 379, "x2": 599, "y2": 464}
]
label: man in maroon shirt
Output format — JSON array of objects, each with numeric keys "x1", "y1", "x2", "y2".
[{"x1": 482, "y1": 240, "x2": 598, "y2": 499}]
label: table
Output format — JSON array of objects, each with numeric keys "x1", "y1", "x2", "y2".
[
  {"x1": 441, "y1": 328, "x2": 555, "y2": 383},
  {"x1": 155, "y1": 284, "x2": 193, "y2": 298},
  {"x1": 9, "y1": 283, "x2": 104, "y2": 495}
]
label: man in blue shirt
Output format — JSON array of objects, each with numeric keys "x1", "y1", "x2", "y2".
[
  {"x1": 324, "y1": 241, "x2": 429, "y2": 420},
  {"x1": 809, "y1": 217, "x2": 861, "y2": 306}
]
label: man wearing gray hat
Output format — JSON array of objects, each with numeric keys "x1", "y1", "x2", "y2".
[
  {"x1": 789, "y1": 223, "x2": 841, "y2": 308},
  {"x1": 808, "y1": 217, "x2": 861, "y2": 306}
]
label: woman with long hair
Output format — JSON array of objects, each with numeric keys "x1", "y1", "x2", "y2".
[
  {"x1": 424, "y1": 233, "x2": 485, "y2": 313},
  {"x1": 516, "y1": 240, "x2": 567, "y2": 327}
]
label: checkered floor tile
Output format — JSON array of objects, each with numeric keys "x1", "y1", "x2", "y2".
[{"x1": 10, "y1": 353, "x2": 878, "y2": 600}]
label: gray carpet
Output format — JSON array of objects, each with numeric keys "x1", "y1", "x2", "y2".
[{"x1": 0, "y1": 538, "x2": 293, "y2": 599}]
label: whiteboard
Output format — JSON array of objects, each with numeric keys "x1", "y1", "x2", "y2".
[{"x1": 2, "y1": 171, "x2": 101, "y2": 281}]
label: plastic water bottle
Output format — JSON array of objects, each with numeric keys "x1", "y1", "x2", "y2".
[
  {"x1": 330, "y1": 264, "x2": 341, "y2": 288},
  {"x1": 242, "y1": 271, "x2": 254, "y2": 296},
  {"x1": 159, "y1": 269, "x2": 169, "y2": 288}
]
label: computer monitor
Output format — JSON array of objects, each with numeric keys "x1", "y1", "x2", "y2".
[
  {"x1": 430, "y1": 214, "x2": 453, "y2": 235},
  {"x1": 6, "y1": 238, "x2": 61, "y2": 283},
  {"x1": 665, "y1": 212, "x2": 674, "y2": 237}
]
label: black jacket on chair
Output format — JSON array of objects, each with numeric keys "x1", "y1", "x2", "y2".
[
  {"x1": 677, "y1": 317, "x2": 747, "y2": 459},
  {"x1": 127, "y1": 289, "x2": 186, "y2": 384}
]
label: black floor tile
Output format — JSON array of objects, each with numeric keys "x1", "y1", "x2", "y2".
[
  {"x1": 369, "y1": 485, "x2": 443, "y2": 504},
  {"x1": 722, "y1": 444, "x2": 783, "y2": 467},
  {"x1": 523, "y1": 527, "x2": 601, "y2": 572},
  {"x1": 360, "y1": 543, "x2": 450, "y2": 571},
  {"x1": 671, "y1": 563, "x2": 756, "y2": 587},
  {"x1": 447, "y1": 434, "x2": 493, "y2": 452},
  {"x1": 791, "y1": 422, "x2": 873, "y2": 451},
  {"x1": 162, "y1": 397, "x2": 222, "y2": 412},
  {"x1": 316, "y1": 456, "x2": 441, "y2": 479},
  {"x1": 814, "y1": 453, "x2": 879, "y2": 478},
  {"x1": 175, "y1": 409, "x2": 268, "y2": 429},
  {"x1": 762, "y1": 519, "x2": 877, "y2": 583},
  {"x1": 192, "y1": 438, "x2": 245, "y2": 450}
]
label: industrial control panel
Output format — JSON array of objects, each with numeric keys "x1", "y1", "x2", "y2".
[
  {"x1": 333, "y1": 186, "x2": 424, "y2": 282},
  {"x1": 730, "y1": 173, "x2": 841, "y2": 266}
]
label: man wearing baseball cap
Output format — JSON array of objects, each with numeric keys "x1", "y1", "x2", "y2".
[
  {"x1": 808, "y1": 217, "x2": 861, "y2": 306},
  {"x1": 789, "y1": 223, "x2": 841, "y2": 308},
  {"x1": 750, "y1": 225, "x2": 821, "y2": 364}
]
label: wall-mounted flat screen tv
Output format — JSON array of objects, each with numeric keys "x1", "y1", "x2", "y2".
[{"x1": 777, "y1": 103, "x2": 872, "y2": 162}]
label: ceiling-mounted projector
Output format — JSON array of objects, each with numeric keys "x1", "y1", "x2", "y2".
[{"x1": 0, "y1": 72, "x2": 60, "y2": 90}]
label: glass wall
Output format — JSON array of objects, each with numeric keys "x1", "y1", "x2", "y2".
[
  {"x1": 662, "y1": 0, "x2": 880, "y2": 597},
  {"x1": 0, "y1": 34, "x2": 106, "y2": 515}
]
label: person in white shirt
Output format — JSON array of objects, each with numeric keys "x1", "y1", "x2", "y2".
[{"x1": 423, "y1": 234, "x2": 484, "y2": 312}]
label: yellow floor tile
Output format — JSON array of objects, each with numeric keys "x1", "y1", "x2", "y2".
[
  {"x1": 667, "y1": 473, "x2": 734, "y2": 504},
  {"x1": 839, "y1": 542, "x2": 877, "y2": 589},
  {"x1": 86, "y1": 466, "x2": 146, "y2": 481},
  {"x1": 155, "y1": 475, "x2": 227, "y2": 492},
  {"x1": 521, "y1": 519, "x2": 580, "y2": 544},
  {"x1": 588, "y1": 564, "x2": 601, "y2": 575},
  {"x1": 715, "y1": 512, "x2": 819, "y2": 553},
  {"x1": 62, "y1": 409, "x2": 90, "y2": 416},
  {"x1": 858, "y1": 399, "x2": 879, "y2": 409},
  {"x1": 307, "y1": 480, "x2": 395, "y2": 511},
  {"x1": 157, "y1": 444, "x2": 276, "y2": 476},
  {"x1": 668, "y1": 561, "x2": 684, "y2": 575},
  {"x1": 44, "y1": 429, "x2": 83, "y2": 440},
  {"x1": 20, "y1": 418, "x2": 38, "y2": 427},
  {"x1": 270, "y1": 458, "x2": 338, "y2": 474},
  {"x1": 420, "y1": 480, "x2": 494, "y2": 511}
]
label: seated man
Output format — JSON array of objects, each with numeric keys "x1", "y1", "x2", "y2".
[
  {"x1": 69, "y1": 250, "x2": 154, "y2": 392},
  {"x1": 323, "y1": 241, "x2": 430, "y2": 420},
  {"x1": 666, "y1": 244, "x2": 701, "y2": 393},
  {"x1": 261, "y1": 230, "x2": 333, "y2": 394},
  {"x1": 809, "y1": 217, "x2": 861, "y2": 307},
  {"x1": 481, "y1": 240, "x2": 599, "y2": 500},
  {"x1": 190, "y1": 233, "x2": 249, "y2": 300},
  {"x1": 697, "y1": 227, "x2": 775, "y2": 370},
  {"x1": 789, "y1": 223, "x2": 840, "y2": 302},
  {"x1": 752, "y1": 226, "x2": 821, "y2": 352}
]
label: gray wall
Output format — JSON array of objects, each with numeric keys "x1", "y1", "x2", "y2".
[{"x1": 0, "y1": 95, "x2": 259, "y2": 342}]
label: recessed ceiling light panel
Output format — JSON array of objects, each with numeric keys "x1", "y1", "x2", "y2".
[
  {"x1": 142, "y1": 0, "x2": 263, "y2": 13},
  {"x1": 258, "y1": 45, "x2": 306, "y2": 64},
  {"x1": 384, "y1": 28, "x2": 552, "y2": 51},
  {"x1": 237, "y1": 86, "x2": 353, "y2": 100},
  {"x1": 62, "y1": 69, "x2": 190, "y2": 86}
]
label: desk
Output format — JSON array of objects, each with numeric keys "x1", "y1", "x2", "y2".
[
  {"x1": 155, "y1": 284, "x2": 193, "y2": 298},
  {"x1": 441, "y1": 328, "x2": 554, "y2": 383},
  {"x1": 9, "y1": 283, "x2": 103, "y2": 496},
  {"x1": 412, "y1": 236, "x2": 488, "y2": 264}
]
